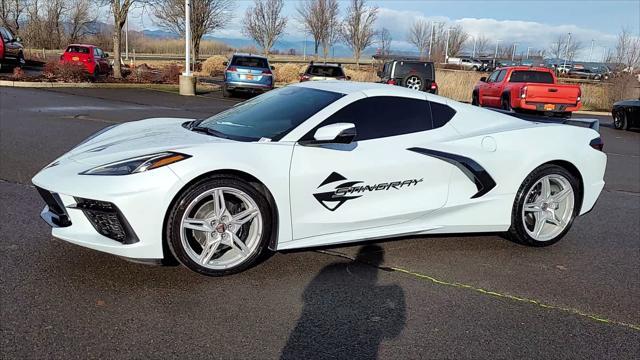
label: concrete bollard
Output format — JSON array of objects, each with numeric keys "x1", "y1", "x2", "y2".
[{"x1": 179, "y1": 75, "x2": 197, "y2": 96}]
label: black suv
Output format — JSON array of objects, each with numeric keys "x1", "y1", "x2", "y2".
[
  {"x1": 0, "y1": 26, "x2": 24, "y2": 71},
  {"x1": 377, "y1": 60, "x2": 437, "y2": 94}
]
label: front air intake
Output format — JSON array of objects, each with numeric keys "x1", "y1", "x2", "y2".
[{"x1": 74, "y1": 198, "x2": 139, "y2": 244}]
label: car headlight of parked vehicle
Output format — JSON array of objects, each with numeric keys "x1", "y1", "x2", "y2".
[{"x1": 80, "y1": 152, "x2": 191, "y2": 176}]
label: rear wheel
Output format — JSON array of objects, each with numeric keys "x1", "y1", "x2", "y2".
[
  {"x1": 501, "y1": 95, "x2": 512, "y2": 111},
  {"x1": 403, "y1": 75, "x2": 423, "y2": 91},
  {"x1": 222, "y1": 84, "x2": 232, "y2": 98},
  {"x1": 613, "y1": 111, "x2": 628, "y2": 130},
  {"x1": 507, "y1": 164, "x2": 579, "y2": 246},
  {"x1": 166, "y1": 176, "x2": 272, "y2": 276}
]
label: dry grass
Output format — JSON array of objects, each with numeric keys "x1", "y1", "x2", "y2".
[
  {"x1": 201, "y1": 55, "x2": 228, "y2": 76},
  {"x1": 274, "y1": 63, "x2": 305, "y2": 83},
  {"x1": 435, "y1": 69, "x2": 483, "y2": 102}
]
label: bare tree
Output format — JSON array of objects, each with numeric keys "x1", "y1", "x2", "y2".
[
  {"x1": 614, "y1": 27, "x2": 640, "y2": 70},
  {"x1": 377, "y1": 27, "x2": 391, "y2": 56},
  {"x1": 446, "y1": 25, "x2": 468, "y2": 58},
  {"x1": 296, "y1": 0, "x2": 339, "y2": 59},
  {"x1": 153, "y1": 0, "x2": 233, "y2": 65},
  {"x1": 475, "y1": 34, "x2": 489, "y2": 56},
  {"x1": 102, "y1": 0, "x2": 136, "y2": 78},
  {"x1": 67, "y1": 0, "x2": 96, "y2": 44},
  {"x1": 242, "y1": 0, "x2": 286, "y2": 55},
  {"x1": 548, "y1": 34, "x2": 581, "y2": 61},
  {"x1": 407, "y1": 19, "x2": 429, "y2": 59},
  {"x1": 0, "y1": 0, "x2": 26, "y2": 35},
  {"x1": 340, "y1": 0, "x2": 377, "y2": 66}
]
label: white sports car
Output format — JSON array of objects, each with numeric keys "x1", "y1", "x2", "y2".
[{"x1": 33, "y1": 81, "x2": 606, "y2": 276}]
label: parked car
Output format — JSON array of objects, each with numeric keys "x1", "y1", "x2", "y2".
[
  {"x1": 378, "y1": 60, "x2": 437, "y2": 93},
  {"x1": 567, "y1": 68, "x2": 607, "y2": 81},
  {"x1": 556, "y1": 64, "x2": 572, "y2": 74},
  {"x1": 478, "y1": 59, "x2": 496, "y2": 72},
  {"x1": 32, "y1": 81, "x2": 606, "y2": 276},
  {"x1": 299, "y1": 62, "x2": 349, "y2": 82},
  {"x1": 0, "y1": 26, "x2": 24, "y2": 70},
  {"x1": 60, "y1": 44, "x2": 111, "y2": 77},
  {"x1": 612, "y1": 98, "x2": 640, "y2": 130},
  {"x1": 448, "y1": 57, "x2": 482, "y2": 71},
  {"x1": 222, "y1": 53, "x2": 275, "y2": 97},
  {"x1": 472, "y1": 66, "x2": 582, "y2": 117}
]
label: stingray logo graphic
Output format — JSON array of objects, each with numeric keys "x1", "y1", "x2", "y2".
[{"x1": 313, "y1": 172, "x2": 423, "y2": 211}]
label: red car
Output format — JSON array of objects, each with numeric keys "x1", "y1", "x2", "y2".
[
  {"x1": 472, "y1": 66, "x2": 582, "y2": 117},
  {"x1": 60, "y1": 44, "x2": 111, "y2": 77}
]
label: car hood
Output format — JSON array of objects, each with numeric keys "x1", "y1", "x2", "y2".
[{"x1": 64, "y1": 118, "x2": 231, "y2": 166}]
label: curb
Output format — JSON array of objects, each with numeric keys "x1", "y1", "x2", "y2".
[{"x1": 0, "y1": 80, "x2": 220, "y2": 90}]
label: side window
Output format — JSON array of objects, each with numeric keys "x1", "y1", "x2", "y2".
[
  {"x1": 0, "y1": 28, "x2": 11, "y2": 41},
  {"x1": 429, "y1": 101, "x2": 457, "y2": 129},
  {"x1": 496, "y1": 70, "x2": 507, "y2": 82},
  {"x1": 306, "y1": 96, "x2": 432, "y2": 142},
  {"x1": 487, "y1": 71, "x2": 499, "y2": 82}
]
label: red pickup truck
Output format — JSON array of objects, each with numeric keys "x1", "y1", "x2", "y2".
[{"x1": 472, "y1": 66, "x2": 582, "y2": 117}]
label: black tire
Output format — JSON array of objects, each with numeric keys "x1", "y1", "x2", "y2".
[
  {"x1": 506, "y1": 164, "x2": 580, "y2": 247},
  {"x1": 613, "y1": 110, "x2": 627, "y2": 130},
  {"x1": 222, "y1": 84, "x2": 232, "y2": 98},
  {"x1": 471, "y1": 91, "x2": 480, "y2": 106},
  {"x1": 16, "y1": 52, "x2": 25, "y2": 68},
  {"x1": 166, "y1": 175, "x2": 273, "y2": 276},
  {"x1": 501, "y1": 95, "x2": 511, "y2": 111}
]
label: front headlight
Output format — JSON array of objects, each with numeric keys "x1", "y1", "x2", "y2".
[{"x1": 80, "y1": 152, "x2": 191, "y2": 176}]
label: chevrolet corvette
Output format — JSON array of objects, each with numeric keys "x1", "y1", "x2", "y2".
[{"x1": 33, "y1": 81, "x2": 607, "y2": 276}]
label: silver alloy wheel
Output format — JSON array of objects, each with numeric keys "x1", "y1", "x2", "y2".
[
  {"x1": 405, "y1": 76, "x2": 422, "y2": 90},
  {"x1": 522, "y1": 174, "x2": 574, "y2": 241},
  {"x1": 180, "y1": 187, "x2": 263, "y2": 270}
]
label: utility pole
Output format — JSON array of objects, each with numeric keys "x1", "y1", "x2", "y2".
[
  {"x1": 526, "y1": 47, "x2": 532, "y2": 59},
  {"x1": 512, "y1": 43, "x2": 517, "y2": 61},
  {"x1": 562, "y1": 32, "x2": 571, "y2": 70},
  {"x1": 588, "y1": 39, "x2": 594, "y2": 62},
  {"x1": 494, "y1": 39, "x2": 501, "y2": 60},
  {"x1": 179, "y1": 0, "x2": 195, "y2": 96},
  {"x1": 428, "y1": 22, "x2": 434, "y2": 61},
  {"x1": 303, "y1": 33, "x2": 307, "y2": 61}
]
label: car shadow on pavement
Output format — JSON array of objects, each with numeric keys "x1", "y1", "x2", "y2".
[{"x1": 280, "y1": 245, "x2": 406, "y2": 360}]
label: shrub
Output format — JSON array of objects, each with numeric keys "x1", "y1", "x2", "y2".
[
  {"x1": 43, "y1": 61, "x2": 59, "y2": 79},
  {"x1": 274, "y1": 63, "x2": 305, "y2": 83},
  {"x1": 56, "y1": 62, "x2": 90, "y2": 82},
  {"x1": 201, "y1": 55, "x2": 228, "y2": 76},
  {"x1": 160, "y1": 64, "x2": 182, "y2": 84},
  {"x1": 12, "y1": 67, "x2": 25, "y2": 79}
]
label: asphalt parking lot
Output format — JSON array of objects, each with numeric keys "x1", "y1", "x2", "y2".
[{"x1": 1, "y1": 86, "x2": 639, "y2": 359}]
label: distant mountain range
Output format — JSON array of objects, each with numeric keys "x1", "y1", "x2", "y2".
[{"x1": 141, "y1": 29, "x2": 411, "y2": 58}]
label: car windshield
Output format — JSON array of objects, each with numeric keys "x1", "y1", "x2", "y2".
[
  {"x1": 231, "y1": 56, "x2": 268, "y2": 68},
  {"x1": 195, "y1": 86, "x2": 344, "y2": 142},
  {"x1": 307, "y1": 65, "x2": 345, "y2": 77},
  {"x1": 509, "y1": 71, "x2": 554, "y2": 83}
]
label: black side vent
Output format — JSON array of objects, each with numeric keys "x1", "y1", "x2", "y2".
[{"x1": 73, "y1": 198, "x2": 139, "y2": 244}]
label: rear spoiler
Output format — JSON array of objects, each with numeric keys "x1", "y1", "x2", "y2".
[{"x1": 491, "y1": 109, "x2": 600, "y2": 132}]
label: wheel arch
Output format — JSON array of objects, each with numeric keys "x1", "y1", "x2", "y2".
[{"x1": 162, "y1": 169, "x2": 281, "y2": 261}]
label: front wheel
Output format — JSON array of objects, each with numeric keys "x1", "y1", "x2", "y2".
[
  {"x1": 166, "y1": 176, "x2": 272, "y2": 276},
  {"x1": 471, "y1": 91, "x2": 480, "y2": 106},
  {"x1": 507, "y1": 165, "x2": 580, "y2": 246}
]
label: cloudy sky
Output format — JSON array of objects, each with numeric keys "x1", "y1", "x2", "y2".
[{"x1": 128, "y1": 0, "x2": 640, "y2": 60}]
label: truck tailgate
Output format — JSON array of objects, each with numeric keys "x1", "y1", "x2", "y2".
[{"x1": 525, "y1": 83, "x2": 580, "y2": 105}]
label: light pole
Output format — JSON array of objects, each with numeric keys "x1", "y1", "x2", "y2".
[
  {"x1": 428, "y1": 22, "x2": 435, "y2": 61},
  {"x1": 526, "y1": 47, "x2": 532, "y2": 59},
  {"x1": 562, "y1": 32, "x2": 571, "y2": 70},
  {"x1": 445, "y1": 27, "x2": 451, "y2": 63},
  {"x1": 472, "y1": 36, "x2": 476, "y2": 58},
  {"x1": 179, "y1": 0, "x2": 195, "y2": 95},
  {"x1": 494, "y1": 39, "x2": 501, "y2": 60},
  {"x1": 511, "y1": 43, "x2": 517, "y2": 62},
  {"x1": 588, "y1": 39, "x2": 594, "y2": 62}
]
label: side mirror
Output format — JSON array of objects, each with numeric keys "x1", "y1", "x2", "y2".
[
  {"x1": 480, "y1": 76, "x2": 487, "y2": 82},
  {"x1": 223, "y1": 61, "x2": 228, "y2": 66},
  {"x1": 312, "y1": 123, "x2": 356, "y2": 144},
  {"x1": 270, "y1": 65, "x2": 275, "y2": 70}
]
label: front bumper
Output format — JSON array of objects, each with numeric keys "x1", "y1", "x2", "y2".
[{"x1": 32, "y1": 159, "x2": 184, "y2": 259}]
